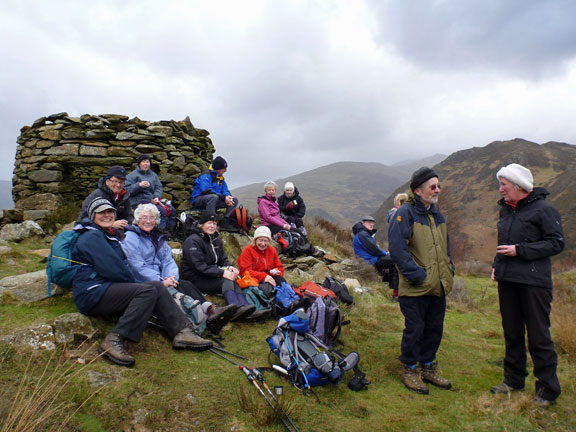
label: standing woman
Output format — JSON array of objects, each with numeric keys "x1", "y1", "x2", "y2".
[
  {"x1": 72, "y1": 198, "x2": 212, "y2": 367},
  {"x1": 122, "y1": 203, "x2": 236, "y2": 335},
  {"x1": 491, "y1": 163, "x2": 565, "y2": 408}
]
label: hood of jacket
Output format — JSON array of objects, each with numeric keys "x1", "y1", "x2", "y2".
[{"x1": 352, "y1": 221, "x2": 377, "y2": 236}]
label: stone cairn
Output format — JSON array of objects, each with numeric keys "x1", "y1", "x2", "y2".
[{"x1": 6, "y1": 112, "x2": 215, "y2": 225}]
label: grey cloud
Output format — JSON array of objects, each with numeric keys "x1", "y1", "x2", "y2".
[{"x1": 366, "y1": 0, "x2": 576, "y2": 78}]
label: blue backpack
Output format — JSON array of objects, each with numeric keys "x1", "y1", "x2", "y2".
[
  {"x1": 275, "y1": 281, "x2": 300, "y2": 310},
  {"x1": 46, "y1": 230, "x2": 87, "y2": 296},
  {"x1": 267, "y1": 309, "x2": 365, "y2": 393}
]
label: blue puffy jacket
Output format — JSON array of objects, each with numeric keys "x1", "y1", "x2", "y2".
[
  {"x1": 71, "y1": 223, "x2": 135, "y2": 314},
  {"x1": 122, "y1": 225, "x2": 179, "y2": 283},
  {"x1": 190, "y1": 169, "x2": 231, "y2": 205},
  {"x1": 352, "y1": 221, "x2": 388, "y2": 265}
]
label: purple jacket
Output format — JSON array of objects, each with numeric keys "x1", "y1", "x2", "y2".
[{"x1": 257, "y1": 195, "x2": 288, "y2": 228}]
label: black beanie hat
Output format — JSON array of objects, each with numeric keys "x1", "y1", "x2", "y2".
[
  {"x1": 199, "y1": 211, "x2": 219, "y2": 225},
  {"x1": 410, "y1": 167, "x2": 438, "y2": 191},
  {"x1": 212, "y1": 156, "x2": 228, "y2": 171},
  {"x1": 106, "y1": 165, "x2": 127, "y2": 180},
  {"x1": 137, "y1": 153, "x2": 151, "y2": 166}
]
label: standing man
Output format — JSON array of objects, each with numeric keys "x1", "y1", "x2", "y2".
[
  {"x1": 491, "y1": 163, "x2": 564, "y2": 408},
  {"x1": 388, "y1": 167, "x2": 454, "y2": 395},
  {"x1": 78, "y1": 165, "x2": 132, "y2": 230},
  {"x1": 190, "y1": 156, "x2": 238, "y2": 229}
]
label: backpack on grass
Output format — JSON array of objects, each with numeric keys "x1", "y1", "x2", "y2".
[
  {"x1": 293, "y1": 281, "x2": 337, "y2": 301},
  {"x1": 46, "y1": 230, "x2": 87, "y2": 297},
  {"x1": 307, "y1": 296, "x2": 342, "y2": 347},
  {"x1": 267, "y1": 309, "x2": 369, "y2": 394},
  {"x1": 167, "y1": 286, "x2": 207, "y2": 335},
  {"x1": 323, "y1": 276, "x2": 353, "y2": 305}
]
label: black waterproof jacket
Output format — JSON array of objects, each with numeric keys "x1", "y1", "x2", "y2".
[
  {"x1": 180, "y1": 226, "x2": 230, "y2": 281},
  {"x1": 78, "y1": 177, "x2": 133, "y2": 224},
  {"x1": 277, "y1": 188, "x2": 306, "y2": 219},
  {"x1": 494, "y1": 187, "x2": 564, "y2": 289}
]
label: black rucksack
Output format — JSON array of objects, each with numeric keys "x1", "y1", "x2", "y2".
[
  {"x1": 274, "y1": 229, "x2": 312, "y2": 257},
  {"x1": 174, "y1": 212, "x2": 197, "y2": 243},
  {"x1": 228, "y1": 205, "x2": 253, "y2": 235},
  {"x1": 323, "y1": 276, "x2": 354, "y2": 305}
]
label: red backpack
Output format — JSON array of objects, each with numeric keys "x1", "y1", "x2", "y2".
[{"x1": 293, "y1": 281, "x2": 337, "y2": 300}]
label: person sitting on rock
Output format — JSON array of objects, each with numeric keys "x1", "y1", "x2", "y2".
[
  {"x1": 190, "y1": 156, "x2": 238, "y2": 231},
  {"x1": 180, "y1": 211, "x2": 270, "y2": 322},
  {"x1": 352, "y1": 215, "x2": 396, "y2": 296},
  {"x1": 122, "y1": 203, "x2": 236, "y2": 335},
  {"x1": 78, "y1": 165, "x2": 133, "y2": 230},
  {"x1": 258, "y1": 181, "x2": 321, "y2": 257},
  {"x1": 277, "y1": 181, "x2": 307, "y2": 235},
  {"x1": 72, "y1": 198, "x2": 213, "y2": 367},
  {"x1": 125, "y1": 154, "x2": 176, "y2": 232}
]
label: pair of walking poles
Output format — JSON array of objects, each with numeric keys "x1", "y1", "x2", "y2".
[{"x1": 210, "y1": 347, "x2": 299, "y2": 432}]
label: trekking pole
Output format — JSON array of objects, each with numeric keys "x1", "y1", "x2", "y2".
[
  {"x1": 210, "y1": 350, "x2": 298, "y2": 432},
  {"x1": 251, "y1": 367, "x2": 300, "y2": 432},
  {"x1": 211, "y1": 346, "x2": 248, "y2": 360}
]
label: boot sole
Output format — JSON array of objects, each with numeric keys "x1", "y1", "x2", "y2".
[
  {"x1": 423, "y1": 378, "x2": 452, "y2": 390},
  {"x1": 206, "y1": 307, "x2": 236, "y2": 334},
  {"x1": 172, "y1": 342, "x2": 213, "y2": 350},
  {"x1": 98, "y1": 347, "x2": 135, "y2": 367},
  {"x1": 403, "y1": 383, "x2": 429, "y2": 395}
]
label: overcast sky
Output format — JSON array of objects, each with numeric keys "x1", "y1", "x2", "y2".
[{"x1": 2, "y1": 0, "x2": 576, "y2": 189}]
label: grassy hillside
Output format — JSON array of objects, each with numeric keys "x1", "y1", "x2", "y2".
[
  {"x1": 233, "y1": 162, "x2": 407, "y2": 227},
  {"x1": 1, "y1": 230, "x2": 575, "y2": 431},
  {"x1": 375, "y1": 139, "x2": 576, "y2": 268}
]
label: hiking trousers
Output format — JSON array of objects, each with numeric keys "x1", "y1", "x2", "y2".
[
  {"x1": 89, "y1": 281, "x2": 190, "y2": 342},
  {"x1": 498, "y1": 281, "x2": 561, "y2": 401},
  {"x1": 193, "y1": 194, "x2": 238, "y2": 218},
  {"x1": 399, "y1": 294, "x2": 446, "y2": 366}
]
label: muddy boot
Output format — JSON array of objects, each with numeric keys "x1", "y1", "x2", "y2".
[
  {"x1": 99, "y1": 332, "x2": 135, "y2": 367},
  {"x1": 230, "y1": 305, "x2": 256, "y2": 321},
  {"x1": 206, "y1": 304, "x2": 237, "y2": 334},
  {"x1": 402, "y1": 365, "x2": 429, "y2": 395},
  {"x1": 490, "y1": 382, "x2": 523, "y2": 394},
  {"x1": 421, "y1": 362, "x2": 452, "y2": 390},
  {"x1": 172, "y1": 327, "x2": 213, "y2": 350},
  {"x1": 244, "y1": 308, "x2": 271, "y2": 323}
]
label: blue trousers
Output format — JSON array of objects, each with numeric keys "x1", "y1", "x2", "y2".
[{"x1": 399, "y1": 295, "x2": 446, "y2": 366}]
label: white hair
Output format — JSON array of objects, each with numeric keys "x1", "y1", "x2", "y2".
[
  {"x1": 264, "y1": 180, "x2": 278, "y2": 192},
  {"x1": 134, "y1": 203, "x2": 161, "y2": 225}
]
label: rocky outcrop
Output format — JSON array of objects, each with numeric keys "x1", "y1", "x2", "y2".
[
  {"x1": 10, "y1": 112, "x2": 215, "y2": 224},
  {"x1": 0, "y1": 220, "x2": 45, "y2": 242},
  {"x1": 0, "y1": 269, "x2": 63, "y2": 302}
]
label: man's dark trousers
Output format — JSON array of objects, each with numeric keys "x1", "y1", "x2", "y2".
[{"x1": 399, "y1": 294, "x2": 446, "y2": 366}]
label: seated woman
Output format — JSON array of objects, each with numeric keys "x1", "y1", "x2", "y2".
[
  {"x1": 258, "y1": 181, "x2": 320, "y2": 256},
  {"x1": 277, "y1": 181, "x2": 307, "y2": 234},
  {"x1": 125, "y1": 154, "x2": 175, "y2": 231},
  {"x1": 180, "y1": 211, "x2": 270, "y2": 322},
  {"x1": 122, "y1": 203, "x2": 236, "y2": 334},
  {"x1": 71, "y1": 198, "x2": 213, "y2": 367}
]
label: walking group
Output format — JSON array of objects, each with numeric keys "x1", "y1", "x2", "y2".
[{"x1": 65, "y1": 153, "x2": 564, "y2": 408}]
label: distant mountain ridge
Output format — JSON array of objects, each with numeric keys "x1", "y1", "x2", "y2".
[
  {"x1": 374, "y1": 139, "x2": 576, "y2": 266},
  {"x1": 232, "y1": 155, "x2": 446, "y2": 226},
  {"x1": 0, "y1": 180, "x2": 13, "y2": 211}
]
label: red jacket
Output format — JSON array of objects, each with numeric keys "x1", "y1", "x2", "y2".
[{"x1": 237, "y1": 244, "x2": 284, "y2": 282}]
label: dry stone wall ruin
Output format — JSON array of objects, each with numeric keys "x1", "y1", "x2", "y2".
[{"x1": 9, "y1": 112, "x2": 215, "y2": 223}]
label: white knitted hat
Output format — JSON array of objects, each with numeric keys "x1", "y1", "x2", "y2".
[
  {"x1": 253, "y1": 225, "x2": 272, "y2": 240},
  {"x1": 284, "y1": 182, "x2": 294, "y2": 191},
  {"x1": 496, "y1": 163, "x2": 533, "y2": 192}
]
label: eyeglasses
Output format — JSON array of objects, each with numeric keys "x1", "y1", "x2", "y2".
[
  {"x1": 108, "y1": 179, "x2": 125, "y2": 185},
  {"x1": 140, "y1": 216, "x2": 156, "y2": 222},
  {"x1": 429, "y1": 184, "x2": 441, "y2": 191}
]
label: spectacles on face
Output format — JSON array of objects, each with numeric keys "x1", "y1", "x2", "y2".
[
  {"x1": 429, "y1": 184, "x2": 441, "y2": 191},
  {"x1": 140, "y1": 216, "x2": 155, "y2": 222},
  {"x1": 108, "y1": 179, "x2": 125, "y2": 185}
]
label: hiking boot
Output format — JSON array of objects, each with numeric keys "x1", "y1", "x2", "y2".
[
  {"x1": 402, "y1": 366, "x2": 429, "y2": 395},
  {"x1": 490, "y1": 382, "x2": 524, "y2": 394},
  {"x1": 99, "y1": 332, "x2": 135, "y2": 367},
  {"x1": 206, "y1": 304, "x2": 237, "y2": 334},
  {"x1": 244, "y1": 308, "x2": 272, "y2": 323},
  {"x1": 310, "y1": 246, "x2": 325, "y2": 258},
  {"x1": 172, "y1": 327, "x2": 213, "y2": 350},
  {"x1": 230, "y1": 305, "x2": 256, "y2": 321},
  {"x1": 533, "y1": 395, "x2": 555, "y2": 409},
  {"x1": 421, "y1": 362, "x2": 452, "y2": 390}
]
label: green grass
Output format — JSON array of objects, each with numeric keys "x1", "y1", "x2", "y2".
[{"x1": 1, "y1": 274, "x2": 575, "y2": 431}]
